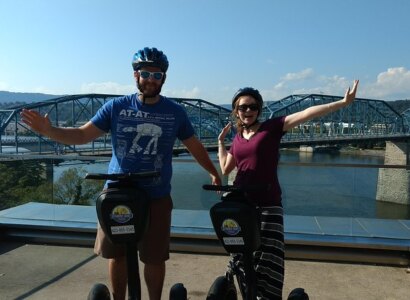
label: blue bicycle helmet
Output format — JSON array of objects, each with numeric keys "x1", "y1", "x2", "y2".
[
  {"x1": 132, "y1": 47, "x2": 169, "y2": 72},
  {"x1": 231, "y1": 87, "x2": 263, "y2": 109}
]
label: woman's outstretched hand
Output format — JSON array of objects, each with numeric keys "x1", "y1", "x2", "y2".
[
  {"x1": 343, "y1": 79, "x2": 359, "y2": 106},
  {"x1": 218, "y1": 122, "x2": 232, "y2": 143}
]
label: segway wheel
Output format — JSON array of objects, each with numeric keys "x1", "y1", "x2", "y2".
[
  {"x1": 287, "y1": 287, "x2": 309, "y2": 300},
  {"x1": 169, "y1": 282, "x2": 187, "y2": 300},
  {"x1": 87, "y1": 283, "x2": 111, "y2": 300},
  {"x1": 206, "y1": 276, "x2": 237, "y2": 300}
]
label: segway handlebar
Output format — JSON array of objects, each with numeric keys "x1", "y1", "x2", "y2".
[{"x1": 85, "y1": 171, "x2": 160, "y2": 181}]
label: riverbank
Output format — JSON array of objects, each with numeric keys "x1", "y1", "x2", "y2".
[
  {"x1": 340, "y1": 147, "x2": 385, "y2": 157},
  {"x1": 282, "y1": 146, "x2": 385, "y2": 157}
]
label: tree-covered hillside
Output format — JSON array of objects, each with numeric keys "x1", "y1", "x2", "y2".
[{"x1": 0, "y1": 91, "x2": 61, "y2": 108}]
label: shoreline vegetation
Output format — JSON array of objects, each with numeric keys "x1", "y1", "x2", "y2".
[
  {"x1": 339, "y1": 147, "x2": 385, "y2": 157},
  {"x1": 281, "y1": 146, "x2": 385, "y2": 157}
]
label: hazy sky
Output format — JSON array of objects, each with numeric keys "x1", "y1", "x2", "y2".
[{"x1": 1, "y1": 0, "x2": 409, "y2": 104}]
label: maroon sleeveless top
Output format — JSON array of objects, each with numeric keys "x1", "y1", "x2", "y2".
[{"x1": 229, "y1": 116, "x2": 286, "y2": 206}]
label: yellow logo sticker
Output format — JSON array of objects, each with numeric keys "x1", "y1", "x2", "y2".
[
  {"x1": 221, "y1": 218, "x2": 241, "y2": 236},
  {"x1": 110, "y1": 205, "x2": 133, "y2": 224}
]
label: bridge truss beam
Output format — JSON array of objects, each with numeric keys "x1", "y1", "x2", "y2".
[{"x1": 1, "y1": 93, "x2": 409, "y2": 155}]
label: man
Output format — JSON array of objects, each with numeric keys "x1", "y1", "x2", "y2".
[{"x1": 21, "y1": 47, "x2": 221, "y2": 300}]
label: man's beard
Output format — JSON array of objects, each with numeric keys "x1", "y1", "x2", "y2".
[{"x1": 137, "y1": 81, "x2": 163, "y2": 98}]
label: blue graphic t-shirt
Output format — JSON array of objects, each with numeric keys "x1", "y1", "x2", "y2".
[{"x1": 91, "y1": 94, "x2": 195, "y2": 198}]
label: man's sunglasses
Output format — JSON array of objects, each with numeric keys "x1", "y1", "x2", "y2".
[
  {"x1": 237, "y1": 104, "x2": 259, "y2": 112},
  {"x1": 138, "y1": 70, "x2": 164, "y2": 80}
]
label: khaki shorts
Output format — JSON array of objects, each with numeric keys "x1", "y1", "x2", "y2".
[{"x1": 94, "y1": 195, "x2": 173, "y2": 264}]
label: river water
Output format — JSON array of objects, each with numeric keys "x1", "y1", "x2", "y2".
[{"x1": 53, "y1": 150, "x2": 410, "y2": 220}]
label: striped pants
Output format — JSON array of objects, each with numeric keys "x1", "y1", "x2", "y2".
[{"x1": 254, "y1": 206, "x2": 285, "y2": 299}]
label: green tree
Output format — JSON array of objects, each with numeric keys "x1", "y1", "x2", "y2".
[
  {"x1": 53, "y1": 167, "x2": 103, "y2": 205},
  {"x1": 0, "y1": 160, "x2": 52, "y2": 210}
]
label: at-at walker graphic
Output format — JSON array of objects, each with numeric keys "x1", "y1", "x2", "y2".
[{"x1": 123, "y1": 123, "x2": 163, "y2": 155}]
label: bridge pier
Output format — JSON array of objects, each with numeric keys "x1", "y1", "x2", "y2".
[
  {"x1": 376, "y1": 141, "x2": 410, "y2": 205},
  {"x1": 299, "y1": 145, "x2": 314, "y2": 153}
]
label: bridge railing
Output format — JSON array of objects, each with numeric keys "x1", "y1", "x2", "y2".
[{"x1": 0, "y1": 152, "x2": 408, "y2": 220}]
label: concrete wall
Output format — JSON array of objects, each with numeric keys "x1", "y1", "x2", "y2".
[{"x1": 376, "y1": 141, "x2": 410, "y2": 205}]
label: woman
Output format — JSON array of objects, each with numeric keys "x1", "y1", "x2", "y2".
[{"x1": 217, "y1": 80, "x2": 359, "y2": 299}]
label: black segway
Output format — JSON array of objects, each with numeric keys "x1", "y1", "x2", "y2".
[
  {"x1": 203, "y1": 184, "x2": 261, "y2": 300},
  {"x1": 203, "y1": 184, "x2": 309, "y2": 300},
  {"x1": 86, "y1": 171, "x2": 187, "y2": 300}
]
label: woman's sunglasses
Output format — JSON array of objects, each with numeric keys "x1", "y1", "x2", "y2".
[
  {"x1": 237, "y1": 104, "x2": 259, "y2": 112},
  {"x1": 138, "y1": 70, "x2": 164, "y2": 80}
]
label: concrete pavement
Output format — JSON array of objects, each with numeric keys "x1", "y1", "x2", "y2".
[{"x1": 1, "y1": 241, "x2": 409, "y2": 300}]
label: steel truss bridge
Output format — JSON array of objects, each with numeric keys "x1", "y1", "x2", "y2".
[{"x1": 1, "y1": 93, "x2": 410, "y2": 155}]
